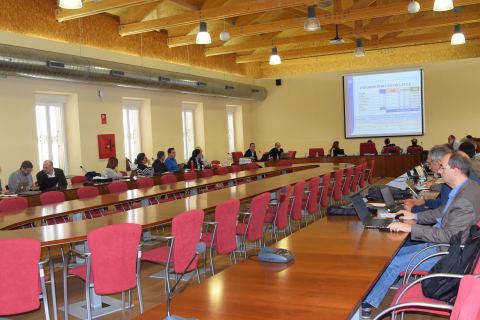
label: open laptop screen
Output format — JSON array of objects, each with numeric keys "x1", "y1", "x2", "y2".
[{"x1": 349, "y1": 194, "x2": 370, "y2": 222}]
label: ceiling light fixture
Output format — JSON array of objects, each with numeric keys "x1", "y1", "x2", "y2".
[
  {"x1": 451, "y1": 24, "x2": 466, "y2": 45},
  {"x1": 219, "y1": 19, "x2": 230, "y2": 42},
  {"x1": 269, "y1": 47, "x2": 281, "y2": 65},
  {"x1": 433, "y1": 0, "x2": 454, "y2": 11},
  {"x1": 196, "y1": 21, "x2": 212, "y2": 45},
  {"x1": 59, "y1": 0, "x2": 83, "y2": 9},
  {"x1": 304, "y1": 5, "x2": 321, "y2": 31},
  {"x1": 407, "y1": 0, "x2": 421, "y2": 13},
  {"x1": 354, "y1": 39, "x2": 365, "y2": 57}
]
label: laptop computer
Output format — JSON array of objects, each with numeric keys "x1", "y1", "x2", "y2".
[
  {"x1": 380, "y1": 187, "x2": 405, "y2": 213},
  {"x1": 350, "y1": 193, "x2": 393, "y2": 231},
  {"x1": 405, "y1": 179, "x2": 421, "y2": 198}
]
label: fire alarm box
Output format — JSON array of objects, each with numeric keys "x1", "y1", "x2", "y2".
[{"x1": 98, "y1": 134, "x2": 116, "y2": 159}]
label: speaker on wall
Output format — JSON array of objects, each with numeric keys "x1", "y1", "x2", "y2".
[{"x1": 275, "y1": 79, "x2": 282, "y2": 86}]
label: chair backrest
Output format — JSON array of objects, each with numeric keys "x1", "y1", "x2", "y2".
[
  {"x1": 308, "y1": 148, "x2": 324, "y2": 158},
  {"x1": 211, "y1": 160, "x2": 221, "y2": 166},
  {"x1": 0, "y1": 238, "x2": 41, "y2": 315},
  {"x1": 320, "y1": 172, "x2": 331, "y2": 208},
  {"x1": 350, "y1": 165, "x2": 363, "y2": 193},
  {"x1": 382, "y1": 146, "x2": 401, "y2": 155},
  {"x1": 360, "y1": 142, "x2": 377, "y2": 155},
  {"x1": 202, "y1": 168, "x2": 214, "y2": 177},
  {"x1": 287, "y1": 150, "x2": 296, "y2": 159},
  {"x1": 358, "y1": 163, "x2": 367, "y2": 188},
  {"x1": 342, "y1": 167, "x2": 354, "y2": 196},
  {"x1": 277, "y1": 160, "x2": 292, "y2": 166},
  {"x1": 214, "y1": 199, "x2": 240, "y2": 254},
  {"x1": 332, "y1": 169, "x2": 344, "y2": 201},
  {"x1": 160, "y1": 174, "x2": 177, "y2": 184},
  {"x1": 450, "y1": 275, "x2": 480, "y2": 320},
  {"x1": 70, "y1": 175, "x2": 86, "y2": 184},
  {"x1": 183, "y1": 170, "x2": 197, "y2": 181},
  {"x1": 136, "y1": 177, "x2": 154, "y2": 189},
  {"x1": 407, "y1": 146, "x2": 423, "y2": 154},
  {"x1": 276, "y1": 185, "x2": 293, "y2": 229},
  {"x1": 40, "y1": 191, "x2": 65, "y2": 205},
  {"x1": 230, "y1": 165, "x2": 241, "y2": 173},
  {"x1": 108, "y1": 181, "x2": 128, "y2": 193},
  {"x1": 77, "y1": 186, "x2": 100, "y2": 199},
  {"x1": 172, "y1": 209, "x2": 205, "y2": 273},
  {"x1": 0, "y1": 197, "x2": 28, "y2": 213},
  {"x1": 216, "y1": 166, "x2": 229, "y2": 175},
  {"x1": 246, "y1": 162, "x2": 259, "y2": 170},
  {"x1": 368, "y1": 159, "x2": 376, "y2": 184},
  {"x1": 231, "y1": 152, "x2": 243, "y2": 164},
  {"x1": 291, "y1": 180, "x2": 305, "y2": 221},
  {"x1": 307, "y1": 176, "x2": 320, "y2": 214},
  {"x1": 246, "y1": 193, "x2": 270, "y2": 242},
  {"x1": 88, "y1": 223, "x2": 142, "y2": 294}
]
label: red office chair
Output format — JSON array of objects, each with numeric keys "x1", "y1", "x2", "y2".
[
  {"x1": 277, "y1": 160, "x2": 292, "y2": 166},
  {"x1": 407, "y1": 146, "x2": 424, "y2": 154},
  {"x1": 246, "y1": 162, "x2": 259, "y2": 170},
  {"x1": 350, "y1": 165, "x2": 363, "y2": 193},
  {"x1": 63, "y1": 223, "x2": 143, "y2": 320},
  {"x1": 136, "y1": 177, "x2": 159, "y2": 205},
  {"x1": 70, "y1": 175, "x2": 86, "y2": 184},
  {"x1": 287, "y1": 150, "x2": 296, "y2": 159},
  {"x1": 360, "y1": 142, "x2": 378, "y2": 155},
  {"x1": 202, "y1": 168, "x2": 214, "y2": 177},
  {"x1": 319, "y1": 172, "x2": 331, "y2": 218},
  {"x1": 308, "y1": 148, "x2": 324, "y2": 158},
  {"x1": 374, "y1": 275, "x2": 480, "y2": 320},
  {"x1": 358, "y1": 163, "x2": 367, "y2": 189},
  {"x1": 160, "y1": 174, "x2": 177, "y2": 184},
  {"x1": 201, "y1": 199, "x2": 240, "y2": 274},
  {"x1": 211, "y1": 160, "x2": 221, "y2": 166},
  {"x1": 197, "y1": 169, "x2": 216, "y2": 194},
  {"x1": 382, "y1": 145, "x2": 401, "y2": 155},
  {"x1": 366, "y1": 159, "x2": 376, "y2": 184},
  {"x1": 265, "y1": 185, "x2": 293, "y2": 242},
  {"x1": 304, "y1": 176, "x2": 320, "y2": 222},
  {"x1": 236, "y1": 193, "x2": 270, "y2": 257},
  {"x1": 215, "y1": 166, "x2": 229, "y2": 175},
  {"x1": 330, "y1": 169, "x2": 344, "y2": 205},
  {"x1": 289, "y1": 180, "x2": 305, "y2": 231},
  {"x1": 0, "y1": 196, "x2": 28, "y2": 212},
  {"x1": 230, "y1": 165, "x2": 241, "y2": 173},
  {"x1": 77, "y1": 186, "x2": 105, "y2": 219},
  {"x1": 183, "y1": 171, "x2": 197, "y2": 181},
  {"x1": 342, "y1": 167, "x2": 354, "y2": 199},
  {"x1": 40, "y1": 191, "x2": 70, "y2": 225},
  {"x1": 231, "y1": 151, "x2": 243, "y2": 164},
  {"x1": 107, "y1": 181, "x2": 133, "y2": 211},
  {"x1": 0, "y1": 238, "x2": 52, "y2": 320},
  {"x1": 141, "y1": 210, "x2": 205, "y2": 294}
]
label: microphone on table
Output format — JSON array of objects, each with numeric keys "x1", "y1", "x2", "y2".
[
  {"x1": 80, "y1": 165, "x2": 88, "y2": 173},
  {"x1": 164, "y1": 242, "x2": 206, "y2": 320}
]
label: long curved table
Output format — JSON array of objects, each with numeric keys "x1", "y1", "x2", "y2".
[{"x1": 0, "y1": 163, "x2": 351, "y2": 246}]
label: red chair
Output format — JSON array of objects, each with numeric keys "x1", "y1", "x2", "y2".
[
  {"x1": 382, "y1": 145, "x2": 401, "y2": 155},
  {"x1": 289, "y1": 180, "x2": 305, "y2": 231},
  {"x1": 160, "y1": 174, "x2": 177, "y2": 184},
  {"x1": 141, "y1": 210, "x2": 205, "y2": 294},
  {"x1": 350, "y1": 165, "x2": 363, "y2": 193},
  {"x1": 70, "y1": 175, "x2": 86, "y2": 184},
  {"x1": 330, "y1": 169, "x2": 344, "y2": 205},
  {"x1": 231, "y1": 151, "x2": 243, "y2": 164},
  {"x1": 137, "y1": 177, "x2": 154, "y2": 188},
  {"x1": 319, "y1": 172, "x2": 331, "y2": 217},
  {"x1": 246, "y1": 162, "x2": 259, "y2": 170},
  {"x1": 183, "y1": 170, "x2": 197, "y2": 181},
  {"x1": 360, "y1": 142, "x2": 378, "y2": 155},
  {"x1": 277, "y1": 160, "x2": 292, "y2": 166},
  {"x1": 359, "y1": 162, "x2": 367, "y2": 189},
  {"x1": 120, "y1": 171, "x2": 128, "y2": 176},
  {"x1": 0, "y1": 238, "x2": 52, "y2": 320},
  {"x1": 304, "y1": 176, "x2": 320, "y2": 222},
  {"x1": 236, "y1": 193, "x2": 270, "y2": 257},
  {"x1": 375, "y1": 275, "x2": 480, "y2": 320},
  {"x1": 63, "y1": 223, "x2": 144, "y2": 320},
  {"x1": 366, "y1": 159, "x2": 376, "y2": 184},
  {"x1": 216, "y1": 166, "x2": 229, "y2": 175},
  {"x1": 407, "y1": 146, "x2": 424, "y2": 154},
  {"x1": 77, "y1": 186, "x2": 105, "y2": 219},
  {"x1": 287, "y1": 150, "x2": 296, "y2": 159},
  {"x1": 107, "y1": 181, "x2": 132, "y2": 211},
  {"x1": 40, "y1": 191, "x2": 69, "y2": 225},
  {"x1": 342, "y1": 167, "x2": 354, "y2": 199},
  {"x1": 202, "y1": 168, "x2": 214, "y2": 177},
  {"x1": 211, "y1": 160, "x2": 221, "y2": 166},
  {"x1": 230, "y1": 165, "x2": 241, "y2": 173},
  {"x1": 0, "y1": 196, "x2": 28, "y2": 212},
  {"x1": 308, "y1": 148, "x2": 324, "y2": 158},
  {"x1": 265, "y1": 185, "x2": 293, "y2": 242},
  {"x1": 201, "y1": 199, "x2": 240, "y2": 274}
]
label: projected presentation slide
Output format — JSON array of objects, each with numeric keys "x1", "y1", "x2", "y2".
[{"x1": 344, "y1": 69, "x2": 424, "y2": 138}]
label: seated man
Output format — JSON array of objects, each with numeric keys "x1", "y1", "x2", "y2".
[
  {"x1": 458, "y1": 140, "x2": 480, "y2": 183},
  {"x1": 8, "y1": 160, "x2": 34, "y2": 193},
  {"x1": 36, "y1": 160, "x2": 68, "y2": 192},
  {"x1": 164, "y1": 147, "x2": 184, "y2": 172},
  {"x1": 268, "y1": 142, "x2": 284, "y2": 160},
  {"x1": 362, "y1": 151, "x2": 480, "y2": 316},
  {"x1": 244, "y1": 142, "x2": 258, "y2": 161}
]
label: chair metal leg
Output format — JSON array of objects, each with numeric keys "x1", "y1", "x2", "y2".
[
  {"x1": 128, "y1": 289, "x2": 132, "y2": 308},
  {"x1": 85, "y1": 284, "x2": 92, "y2": 320},
  {"x1": 63, "y1": 256, "x2": 69, "y2": 320},
  {"x1": 195, "y1": 268, "x2": 201, "y2": 283},
  {"x1": 209, "y1": 247, "x2": 215, "y2": 275},
  {"x1": 232, "y1": 252, "x2": 237, "y2": 264},
  {"x1": 40, "y1": 274, "x2": 51, "y2": 320},
  {"x1": 48, "y1": 257, "x2": 58, "y2": 320},
  {"x1": 121, "y1": 291, "x2": 126, "y2": 309},
  {"x1": 136, "y1": 257, "x2": 144, "y2": 314}
]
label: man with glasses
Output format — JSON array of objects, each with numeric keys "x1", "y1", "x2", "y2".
[{"x1": 362, "y1": 150, "x2": 480, "y2": 318}]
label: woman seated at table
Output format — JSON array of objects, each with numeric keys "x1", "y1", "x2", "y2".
[
  {"x1": 186, "y1": 149, "x2": 204, "y2": 170},
  {"x1": 103, "y1": 157, "x2": 124, "y2": 179},
  {"x1": 135, "y1": 153, "x2": 153, "y2": 177},
  {"x1": 329, "y1": 141, "x2": 344, "y2": 157},
  {"x1": 152, "y1": 151, "x2": 168, "y2": 176}
]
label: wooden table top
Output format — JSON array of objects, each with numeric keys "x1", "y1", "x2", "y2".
[
  {"x1": 0, "y1": 163, "x2": 351, "y2": 246},
  {"x1": 134, "y1": 216, "x2": 407, "y2": 320}
]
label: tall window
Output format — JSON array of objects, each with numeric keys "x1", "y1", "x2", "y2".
[
  {"x1": 122, "y1": 100, "x2": 141, "y2": 163},
  {"x1": 182, "y1": 104, "x2": 196, "y2": 159},
  {"x1": 35, "y1": 95, "x2": 67, "y2": 172},
  {"x1": 226, "y1": 109, "x2": 236, "y2": 153}
]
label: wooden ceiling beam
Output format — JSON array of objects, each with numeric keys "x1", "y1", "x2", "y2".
[
  {"x1": 56, "y1": 0, "x2": 161, "y2": 22},
  {"x1": 350, "y1": 0, "x2": 376, "y2": 10},
  {"x1": 168, "y1": 0, "x2": 200, "y2": 10},
  {"x1": 119, "y1": 2, "x2": 163, "y2": 24},
  {"x1": 236, "y1": 25, "x2": 480, "y2": 63},
  {"x1": 204, "y1": 6, "x2": 480, "y2": 56},
  {"x1": 119, "y1": 0, "x2": 317, "y2": 36}
]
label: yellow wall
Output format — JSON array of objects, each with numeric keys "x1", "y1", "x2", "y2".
[{"x1": 250, "y1": 57, "x2": 480, "y2": 156}]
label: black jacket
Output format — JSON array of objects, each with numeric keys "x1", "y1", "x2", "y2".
[
  {"x1": 269, "y1": 147, "x2": 284, "y2": 160},
  {"x1": 152, "y1": 159, "x2": 168, "y2": 176},
  {"x1": 36, "y1": 168, "x2": 68, "y2": 192},
  {"x1": 244, "y1": 149, "x2": 258, "y2": 161}
]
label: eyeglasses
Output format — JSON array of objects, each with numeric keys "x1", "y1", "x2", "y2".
[{"x1": 438, "y1": 163, "x2": 449, "y2": 171}]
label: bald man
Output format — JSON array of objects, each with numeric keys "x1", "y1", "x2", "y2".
[{"x1": 36, "y1": 160, "x2": 68, "y2": 192}]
